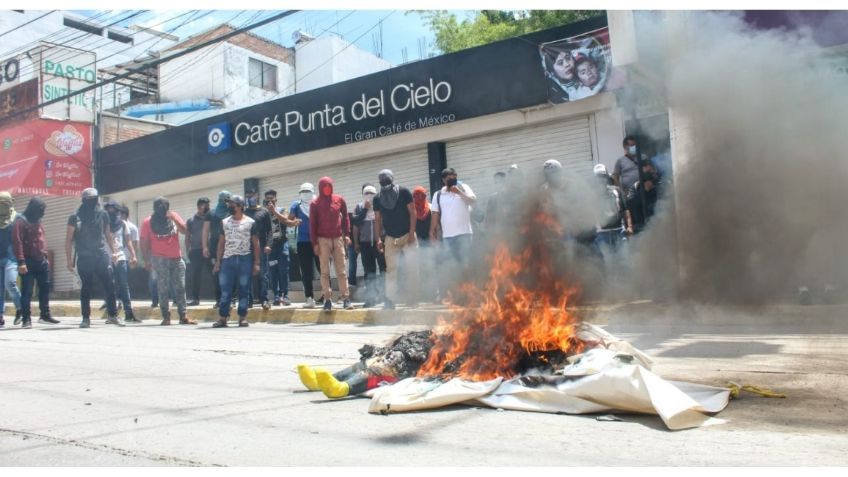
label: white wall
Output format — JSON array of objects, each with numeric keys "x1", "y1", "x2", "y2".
[
  {"x1": 593, "y1": 106, "x2": 626, "y2": 171},
  {"x1": 157, "y1": 42, "x2": 294, "y2": 125},
  {"x1": 294, "y1": 36, "x2": 391, "y2": 93}
]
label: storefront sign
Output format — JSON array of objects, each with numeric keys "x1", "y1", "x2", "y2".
[
  {"x1": 39, "y1": 43, "x2": 97, "y2": 123},
  {"x1": 100, "y1": 16, "x2": 609, "y2": 193},
  {"x1": 0, "y1": 119, "x2": 92, "y2": 196},
  {"x1": 0, "y1": 79, "x2": 39, "y2": 127}
]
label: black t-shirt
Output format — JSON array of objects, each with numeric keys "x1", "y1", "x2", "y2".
[
  {"x1": 208, "y1": 214, "x2": 224, "y2": 250},
  {"x1": 415, "y1": 212, "x2": 432, "y2": 244},
  {"x1": 245, "y1": 207, "x2": 271, "y2": 248},
  {"x1": 68, "y1": 209, "x2": 110, "y2": 256},
  {"x1": 373, "y1": 187, "x2": 413, "y2": 238},
  {"x1": 270, "y1": 208, "x2": 287, "y2": 247},
  {"x1": 186, "y1": 214, "x2": 208, "y2": 251}
]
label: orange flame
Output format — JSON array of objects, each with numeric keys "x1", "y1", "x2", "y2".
[{"x1": 417, "y1": 210, "x2": 585, "y2": 381}]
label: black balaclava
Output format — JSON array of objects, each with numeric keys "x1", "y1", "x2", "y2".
[
  {"x1": 23, "y1": 197, "x2": 46, "y2": 223},
  {"x1": 377, "y1": 169, "x2": 399, "y2": 210},
  {"x1": 105, "y1": 201, "x2": 122, "y2": 233},
  {"x1": 150, "y1": 196, "x2": 175, "y2": 236}
]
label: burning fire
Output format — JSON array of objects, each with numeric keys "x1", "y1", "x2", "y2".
[{"x1": 417, "y1": 210, "x2": 585, "y2": 381}]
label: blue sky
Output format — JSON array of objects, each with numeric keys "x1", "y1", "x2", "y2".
[{"x1": 74, "y1": 10, "x2": 472, "y2": 65}]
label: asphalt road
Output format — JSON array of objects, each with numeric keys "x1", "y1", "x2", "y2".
[{"x1": 1, "y1": 309, "x2": 846, "y2": 466}]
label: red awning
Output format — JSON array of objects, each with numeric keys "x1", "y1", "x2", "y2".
[{"x1": 0, "y1": 119, "x2": 93, "y2": 196}]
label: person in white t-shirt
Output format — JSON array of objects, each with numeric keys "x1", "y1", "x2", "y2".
[
  {"x1": 212, "y1": 195, "x2": 260, "y2": 328},
  {"x1": 429, "y1": 167, "x2": 477, "y2": 265}
]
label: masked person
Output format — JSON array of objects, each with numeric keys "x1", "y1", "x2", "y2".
[
  {"x1": 412, "y1": 186, "x2": 437, "y2": 303},
  {"x1": 204, "y1": 191, "x2": 231, "y2": 308},
  {"x1": 213, "y1": 195, "x2": 260, "y2": 327},
  {"x1": 374, "y1": 169, "x2": 418, "y2": 310},
  {"x1": 0, "y1": 192, "x2": 23, "y2": 328},
  {"x1": 105, "y1": 200, "x2": 139, "y2": 323},
  {"x1": 185, "y1": 197, "x2": 212, "y2": 307},
  {"x1": 12, "y1": 197, "x2": 55, "y2": 328},
  {"x1": 352, "y1": 184, "x2": 386, "y2": 308},
  {"x1": 625, "y1": 162, "x2": 661, "y2": 234},
  {"x1": 64, "y1": 188, "x2": 123, "y2": 328},
  {"x1": 289, "y1": 183, "x2": 321, "y2": 309},
  {"x1": 264, "y1": 189, "x2": 300, "y2": 307},
  {"x1": 140, "y1": 196, "x2": 196, "y2": 326},
  {"x1": 244, "y1": 189, "x2": 273, "y2": 310},
  {"x1": 429, "y1": 168, "x2": 476, "y2": 264},
  {"x1": 309, "y1": 177, "x2": 353, "y2": 311}
]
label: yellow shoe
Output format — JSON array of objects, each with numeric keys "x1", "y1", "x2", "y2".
[
  {"x1": 297, "y1": 364, "x2": 320, "y2": 391},
  {"x1": 315, "y1": 369, "x2": 350, "y2": 398}
]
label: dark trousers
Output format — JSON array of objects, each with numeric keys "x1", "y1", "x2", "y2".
[
  {"x1": 187, "y1": 248, "x2": 212, "y2": 302},
  {"x1": 20, "y1": 257, "x2": 51, "y2": 320},
  {"x1": 269, "y1": 241, "x2": 290, "y2": 298},
  {"x1": 347, "y1": 243, "x2": 358, "y2": 287},
  {"x1": 359, "y1": 242, "x2": 386, "y2": 303},
  {"x1": 78, "y1": 252, "x2": 117, "y2": 319},
  {"x1": 113, "y1": 260, "x2": 133, "y2": 312},
  {"x1": 296, "y1": 241, "x2": 320, "y2": 299}
]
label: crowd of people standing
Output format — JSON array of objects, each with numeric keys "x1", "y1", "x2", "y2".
[{"x1": 0, "y1": 135, "x2": 662, "y2": 329}]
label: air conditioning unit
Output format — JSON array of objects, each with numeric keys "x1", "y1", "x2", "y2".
[{"x1": 292, "y1": 30, "x2": 315, "y2": 44}]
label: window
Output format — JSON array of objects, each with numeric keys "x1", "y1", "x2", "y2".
[{"x1": 248, "y1": 58, "x2": 277, "y2": 92}]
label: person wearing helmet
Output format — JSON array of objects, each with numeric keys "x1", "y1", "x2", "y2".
[
  {"x1": 65, "y1": 188, "x2": 123, "y2": 328},
  {"x1": 289, "y1": 183, "x2": 321, "y2": 308}
]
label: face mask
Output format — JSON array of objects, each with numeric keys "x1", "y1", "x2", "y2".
[
  {"x1": 446, "y1": 177, "x2": 458, "y2": 188},
  {"x1": 379, "y1": 178, "x2": 393, "y2": 188},
  {"x1": 300, "y1": 192, "x2": 313, "y2": 202},
  {"x1": 628, "y1": 145, "x2": 637, "y2": 155},
  {"x1": 154, "y1": 203, "x2": 168, "y2": 216},
  {"x1": 246, "y1": 197, "x2": 258, "y2": 208},
  {"x1": 227, "y1": 206, "x2": 237, "y2": 215},
  {"x1": 364, "y1": 193, "x2": 375, "y2": 203},
  {"x1": 82, "y1": 198, "x2": 98, "y2": 209}
]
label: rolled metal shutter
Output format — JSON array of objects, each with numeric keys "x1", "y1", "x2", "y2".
[{"x1": 12, "y1": 195, "x2": 80, "y2": 292}]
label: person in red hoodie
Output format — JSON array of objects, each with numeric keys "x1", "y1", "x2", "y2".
[{"x1": 309, "y1": 177, "x2": 354, "y2": 310}]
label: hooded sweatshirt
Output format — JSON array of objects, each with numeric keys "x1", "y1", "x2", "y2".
[
  {"x1": 13, "y1": 197, "x2": 48, "y2": 261},
  {"x1": 0, "y1": 192, "x2": 16, "y2": 260},
  {"x1": 308, "y1": 176, "x2": 349, "y2": 247}
]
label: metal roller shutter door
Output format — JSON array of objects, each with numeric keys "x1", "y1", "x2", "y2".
[
  {"x1": 446, "y1": 116, "x2": 594, "y2": 201},
  {"x1": 130, "y1": 181, "x2": 242, "y2": 259},
  {"x1": 263, "y1": 148, "x2": 430, "y2": 211},
  {"x1": 12, "y1": 195, "x2": 80, "y2": 292}
]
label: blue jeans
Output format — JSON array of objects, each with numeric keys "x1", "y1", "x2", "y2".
[
  {"x1": 20, "y1": 257, "x2": 51, "y2": 320},
  {"x1": 1, "y1": 257, "x2": 22, "y2": 311},
  {"x1": 593, "y1": 230, "x2": 621, "y2": 255},
  {"x1": 219, "y1": 254, "x2": 253, "y2": 318},
  {"x1": 443, "y1": 234, "x2": 473, "y2": 265},
  {"x1": 269, "y1": 241, "x2": 290, "y2": 298},
  {"x1": 113, "y1": 260, "x2": 133, "y2": 312}
]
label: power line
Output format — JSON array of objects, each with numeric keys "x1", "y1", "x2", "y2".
[
  {"x1": 0, "y1": 10, "x2": 58, "y2": 40},
  {"x1": 0, "y1": 10, "x2": 300, "y2": 124},
  {"x1": 0, "y1": 10, "x2": 116, "y2": 61}
]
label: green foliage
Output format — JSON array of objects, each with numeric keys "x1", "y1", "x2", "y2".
[{"x1": 418, "y1": 10, "x2": 605, "y2": 54}]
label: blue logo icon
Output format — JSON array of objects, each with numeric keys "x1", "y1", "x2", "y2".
[{"x1": 207, "y1": 122, "x2": 231, "y2": 154}]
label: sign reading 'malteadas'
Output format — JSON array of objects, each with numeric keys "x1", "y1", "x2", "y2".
[{"x1": 213, "y1": 78, "x2": 453, "y2": 152}]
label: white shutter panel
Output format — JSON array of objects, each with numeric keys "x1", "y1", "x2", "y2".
[{"x1": 13, "y1": 195, "x2": 80, "y2": 292}]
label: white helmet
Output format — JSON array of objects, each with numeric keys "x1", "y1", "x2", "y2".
[
  {"x1": 543, "y1": 159, "x2": 562, "y2": 171},
  {"x1": 593, "y1": 164, "x2": 608, "y2": 176}
]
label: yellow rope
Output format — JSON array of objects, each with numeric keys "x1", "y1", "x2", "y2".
[{"x1": 727, "y1": 381, "x2": 786, "y2": 399}]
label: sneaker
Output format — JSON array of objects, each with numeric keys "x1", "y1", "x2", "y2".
[
  {"x1": 38, "y1": 316, "x2": 60, "y2": 325},
  {"x1": 282, "y1": 296, "x2": 292, "y2": 306},
  {"x1": 179, "y1": 317, "x2": 197, "y2": 325},
  {"x1": 187, "y1": 300, "x2": 200, "y2": 307},
  {"x1": 383, "y1": 299, "x2": 396, "y2": 310},
  {"x1": 150, "y1": 301, "x2": 159, "y2": 308},
  {"x1": 261, "y1": 301, "x2": 271, "y2": 311},
  {"x1": 273, "y1": 297, "x2": 281, "y2": 306},
  {"x1": 323, "y1": 299, "x2": 332, "y2": 311},
  {"x1": 343, "y1": 299, "x2": 354, "y2": 310},
  {"x1": 22, "y1": 319, "x2": 32, "y2": 329},
  {"x1": 79, "y1": 318, "x2": 90, "y2": 329},
  {"x1": 212, "y1": 319, "x2": 228, "y2": 328},
  {"x1": 303, "y1": 297, "x2": 316, "y2": 309},
  {"x1": 14, "y1": 310, "x2": 22, "y2": 326},
  {"x1": 160, "y1": 318, "x2": 171, "y2": 326},
  {"x1": 238, "y1": 319, "x2": 249, "y2": 327},
  {"x1": 105, "y1": 316, "x2": 126, "y2": 327}
]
